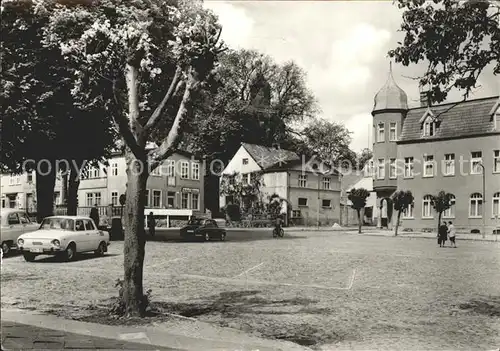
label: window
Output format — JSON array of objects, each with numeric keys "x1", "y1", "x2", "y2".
[
  {"x1": 494, "y1": 150, "x2": 500, "y2": 173},
  {"x1": 242, "y1": 173, "x2": 249, "y2": 184},
  {"x1": 181, "y1": 193, "x2": 189, "y2": 209},
  {"x1": 191, "y1": 193, "x2": 199, "y2": 210},
  {"x1": 7, "y1": 213, "x2": 20, "y2": 225},
  {"x1": 377, "y1": 159, "x2": 385, "y2": 179},
  {"x1": 389, "y1": 159, "x2": 396, "y2": 179},
  {"x1": 377, "y1": 122, "x2": 385, "y2": 142},
  {"x1": 298, "y1": 198, "x2": 308, "y2": 207},
  {"x1": 423, "y1": 155, "x2": 434, "y2": 177},
  {"x1": 402, "y1": 202, "x2": 414, "y2": 219},
  {"x1": 389, "y1": 122, "x2": 397, "y2": 141},
  {"x1": 91, "y1": 167, "x2": 100, "y2": 179},
  {"x1": 27, "y1": 172, "x2": 33, "y2": 182},
  {"x1": 167, "y1": 160, "x2": 175, "y2": 177},
  {"x1": 86, "y1": 192, "x2": 101, "y2": 206},
  {"x1": 18, "y1": 212, "x2": 30, "y2": 224},
  {"x1": 111, "y1": 191, "x2": 118, "y2": 206},
  {"x1": 298, "y1": 175, "x2": 307, "y2": 188},
  {"x1": 422, "y1": 195, "x2": 433, "y2": 218},
  {"x1": 111, "y1": 162, "x2": 118, "y2": 176},
  {"x1": 151, "y1": 166, "x2": 161, "y2": 176},
  {"x1": 423, "y1": 120, "x2": 435, "y2": 137},
  {"x1": 145, "y1": 189, "x2": 150, "y2": 207},
  {"x1": 322, "y1": 199, "x2": 331, "y2": 208},
  {"x1": 292, "y1": 210, "x2": 302, "y2": 218},
  {"x1": 191, "y1": 162, "x2": 200, "y2": 180},
  {"x1": 167, "y1": 191, "x2": 175, "y2": 208},
  {"x1": 180, "y1": 161, "x2": 189, "y2": 179},
  {"x1": 152, "y1": 190, "x2": 161, "y2": 208},
  {"x1": 471, "y1": 151, "x2": 483, "y2": 174},
  {"x1": 469, "y1": 193, "x2": 483, "y2": 218},
  {"x1": 84, "y1": 220, "x2": 94, "y2": 231},
  {"x1": 493, "y1": 192, "x2": 500, "y2": 218},
  {"x1": 75, "y1": 220, "x2": 85, "y2": 231},
  {"x1": 443, "y1": 195, "x2": 456, "y2": 218},
  {"x1": 404, "y1": 157, "x2": 414, "y2": 178},
  {"x1": 444, "y1": 154, "x2": 455, "y2": 176},
  {"x1": 9, "y1": 175, "x2": 15, "y2": 185},
  {"x1": 242, "y1": 158, "x2": 249, "y2": 165},
  {"x1": 322, "y1": 177, "x2": 331, "y2": 190}
]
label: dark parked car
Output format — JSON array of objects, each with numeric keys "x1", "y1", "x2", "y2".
[{"x1": 180, "y1": 218, "x2": 226, "y2": 242}]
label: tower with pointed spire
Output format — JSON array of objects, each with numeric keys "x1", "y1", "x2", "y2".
[{"x1": 371, "y1": 63, "x2": 408, "y2": 229}]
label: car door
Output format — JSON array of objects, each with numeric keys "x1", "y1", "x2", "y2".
[
  {"x1": 84, "y1": 219, "x2": 100, "y2": 251},
  {"x1": 203, "y1": 220, "x2": 214, "y2": 236},
  {"x1": 74, "y1": 219, "x2": 89, "y2": 251},
  {"x1": 211, "y1": 220, "x2": 222, "y2": 235}
]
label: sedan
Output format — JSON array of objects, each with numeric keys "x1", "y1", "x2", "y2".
[
  {"x1": 17, "y1": 216, "x2": 110, "y2": 262},
  {"x1": 180, "y1": 218, "x2": 226, "y2": 242},
  {"x1": 0, "y1": 208, "x2": 39, "y2": 255}
]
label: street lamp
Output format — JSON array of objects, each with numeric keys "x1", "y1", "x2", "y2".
[{"x1": 477, "y1": 163, "x2": 486, "y2": 238}]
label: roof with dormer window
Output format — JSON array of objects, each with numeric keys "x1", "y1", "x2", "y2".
[{"x1": 399, "y1": 96, "x2": 499, "y2": 143}]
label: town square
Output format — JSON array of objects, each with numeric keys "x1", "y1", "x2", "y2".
[{"x1": 1, "y1": 0, "x2": 499, "y2": 350}]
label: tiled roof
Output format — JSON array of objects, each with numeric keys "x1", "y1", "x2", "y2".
[
  {"x1": 399, "y1": 96, "x2": 499, "y2": 142},
  {"x1": 241, "y1": 143, "x2": 300, "y2": 169},
  {"x1": 263, "y1": 158, "x2": 340, "y2": 175}
]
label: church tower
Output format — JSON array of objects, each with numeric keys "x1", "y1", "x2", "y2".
[{"x1": 371, "y1": 63, "x2": 408, "y2": 228}]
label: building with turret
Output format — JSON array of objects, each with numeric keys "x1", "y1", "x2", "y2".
[{"x1": 371, "y1": 66, "x2": 500, "y2": 234}]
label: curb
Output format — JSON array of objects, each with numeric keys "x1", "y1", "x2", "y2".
[
  {"x1": 0, "y1": 309, "x2": 308, "y2": 351},
  {"x1": 360, "y1": 233, "x2": 498, "y2": 242}
]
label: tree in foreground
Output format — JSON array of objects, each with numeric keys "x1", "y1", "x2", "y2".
[
  {"x1": 389, "y1": 0, "x2": 499, "y2": 103},
  {"x1": 47, "y1": 0, "x2": 225, "y2": 316},
  {"x1": 431, "y1": 191, "x2": 454, "y2": 233},
  {"x1": 348, "y1": 188, "x2": 370, "y2": 234},
  {"x1": 392, "y1": 190, "x2": 414, "y2": 236}
]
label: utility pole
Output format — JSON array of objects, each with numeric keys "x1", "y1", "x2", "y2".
[{"x1": 478, "y1": 163, "x2": 486, "y2": 238}]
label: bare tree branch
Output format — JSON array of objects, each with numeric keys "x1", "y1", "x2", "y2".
[
  {"x1": 149, "y1": 71, "x2": 199, "y2": 166},
  {"x1": 144, "y1": 66, "x2": 182, "y2": 132},
  {"x1": 112, "y1": 80, "x2": 143, "y2": 158}
]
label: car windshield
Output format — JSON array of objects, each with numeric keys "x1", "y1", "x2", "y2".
[
  {"x1": 188, "y1": 218, "x2": 203, "y2": 225},
  {"x1": 39, "y1": 218, "x2": 74, "y2": 231}
]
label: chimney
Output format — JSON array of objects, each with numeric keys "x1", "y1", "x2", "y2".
[{"x1": 420, "y1": 90, "x2": 431, "y2": 107}]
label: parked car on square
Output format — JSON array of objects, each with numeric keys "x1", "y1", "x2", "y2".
[
  {"x1": 17, "y1": 216, "x2": 110, "y2": 262},
  {"x1": 0, "y1": 208, "x2": 39, "y2": 256},
  {"x1": 180, "y1": 218, "x2": 226, "y2": 242}
]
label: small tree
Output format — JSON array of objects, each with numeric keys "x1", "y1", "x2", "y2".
[
  {"x1": 392, "y1": 190, "x2": 414, "y2": 236},
  {"x1": 348, "y1": 188, "x2": 370, "y2": 234},
  {"x1": 431, "y1": 191, "x2": 454, "y2": 233}
]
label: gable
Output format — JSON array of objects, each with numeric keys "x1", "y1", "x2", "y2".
[
  {"x1": 222, "y1": 146, "x2": 262, "y2": 175},
  {"x1": 241, "y1": 143, "x2": 300, "y2": 169}
]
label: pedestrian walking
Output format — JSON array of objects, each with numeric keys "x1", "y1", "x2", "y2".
[
  {"x1": 448, "y1": 221, "x2": 457, "y2": 248},
  {"x1": 148, "y1": 212, "x2": 156, "y2": 237},
  {"x1": 90, "y1": 204, "x2": 100, "y2": 228},
  {"x1": 438, "y1": 221, "x2": 448, "y2": 247}
]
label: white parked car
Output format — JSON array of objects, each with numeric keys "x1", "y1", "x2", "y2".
[
  {"x1": 0, "y1": 208, "x2": 39, "y2": 255},
  {"x1": 17, "y1": 216, "x2": 110, "y2": 262}
]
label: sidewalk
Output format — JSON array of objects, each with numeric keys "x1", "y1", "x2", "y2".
[
  {"x1": 1, "y1": 309, "x2": 308, "y2": 351},
  {"x1": 359, "y1": 229, "x2": 499, "y2": 242}
]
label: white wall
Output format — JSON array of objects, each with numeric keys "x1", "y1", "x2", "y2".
[{"x1": 221, "y1": 146, "x2": 261, "y2": 175}]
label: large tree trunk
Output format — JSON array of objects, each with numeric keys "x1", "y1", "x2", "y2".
[
  {"x1": 395, "y1": 211, "x2": 401, "y2": 236},
  {"x1": 35, "y1": 160, "x2": 56, "y2": 223},
  {"x1": 122, "y1": 152, "x2": 149, "y2": 317},
  {"x1": 357, "y1": 209, "x2": 362, "y2": 234},
  {"x1": 67, "y1": 162, "x2": 81, "y2": 216}
]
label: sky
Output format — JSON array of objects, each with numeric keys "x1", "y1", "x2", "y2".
[{"x1": 203, "y1": 0, "x2": 499, "y2": 152}]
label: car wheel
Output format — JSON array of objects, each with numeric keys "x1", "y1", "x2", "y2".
[
  {"x1": 220, "y1": 232, "x2": 226, "y2": 241},
  {"x1": 94, "y1": 242, "x2": 106, "y2": 257},
  {"x1": 205, "y1": 233, "x2": 210, "y2": 242},
  {"x1": 1, "y1": 242, "x2": 10, "y2": 256},
  {"x1": 64, "y1": 243, "x2": 76, "y2": 262},
  {"x1": 23, "y1": 252, "x2": 36, "y2": 262}
]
